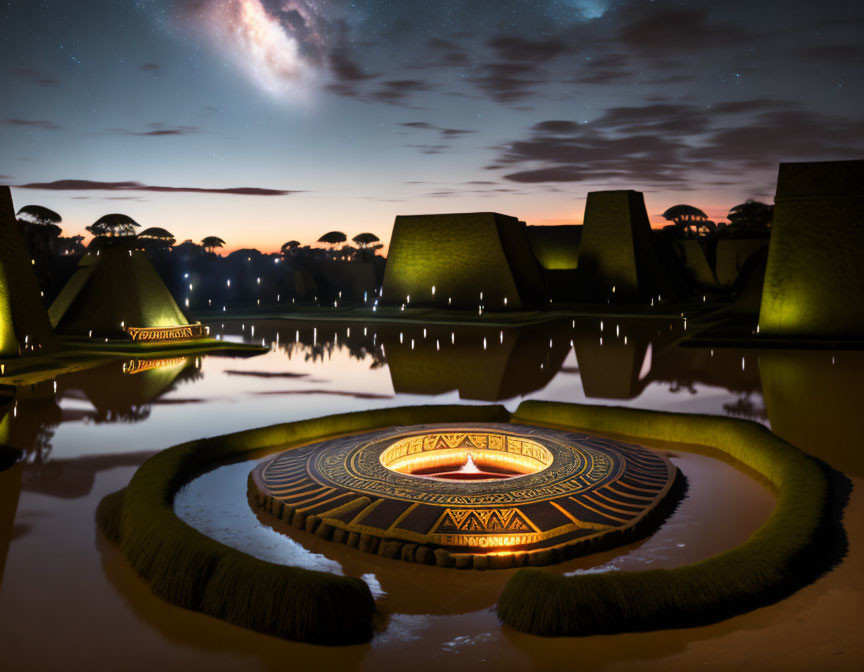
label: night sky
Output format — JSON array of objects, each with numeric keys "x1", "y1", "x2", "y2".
[{"x1": 2, "y1": 0, "x2": 862, "y2": 252}]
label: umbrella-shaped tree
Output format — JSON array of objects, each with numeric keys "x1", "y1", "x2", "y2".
[
  {"x1": 318, "y1": 231, "x2": 347, "y2": 246},
  {"x1": 87, "y1": 213, "x2": 140, "y2": 238},
  {"x1": 137, "y1": 227, "x2": 176, "y2": 252},
  {"x1": 201, "y1": 236, "x2": 226, "y2": 254},
  {"x1": 281, "y1": 240, "x2": 301, "y2": 256},
  {"x1": 17, "y1": 204, "x2": 62, "y2": 234},
  {"x1": 727, "y1": 200, "x2": 773, "y2": 231},
  {"x1": 352, "y1": 232, "x2": 380, "y2": 248},
  {"x1": 662, "y1": 205, "x2": 712, "y2": 237}
]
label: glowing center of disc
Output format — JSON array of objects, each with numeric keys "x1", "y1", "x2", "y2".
[{"x1": 379, "y1": 432, "x2": 553, "y2": 482}]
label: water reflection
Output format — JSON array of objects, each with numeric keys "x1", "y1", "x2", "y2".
[
  {"x1": 210, "y1": 318, "x2": 765, "y2": 405},
  {"x1": 0, "y1": 317, "x2": 861, "y2": 670}
]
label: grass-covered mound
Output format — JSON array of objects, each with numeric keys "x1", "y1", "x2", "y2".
[
  {"x1": 498, "y1": 400, "x2": 831, "y2": 636},
  {"x1": 98, "y1": 403, "x2": 509, "y2": 644}
]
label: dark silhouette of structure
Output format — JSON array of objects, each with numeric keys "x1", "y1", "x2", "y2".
[{"x1": 0, "y1": 186, "x2": 59, "y2": 356}]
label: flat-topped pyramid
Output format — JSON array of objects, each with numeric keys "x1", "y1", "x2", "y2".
[{"x1": 49, "y1": 246, "x2": 190, "y2": 339}]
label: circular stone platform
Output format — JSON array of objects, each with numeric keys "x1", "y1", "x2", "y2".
[{"x1": 248, "y1": 423, "x2": 678, "y2": 568}]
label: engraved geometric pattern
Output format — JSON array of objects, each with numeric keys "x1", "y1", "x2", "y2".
[{"x1": 251, "y1": 423, "x2": 677, "y2": 557}]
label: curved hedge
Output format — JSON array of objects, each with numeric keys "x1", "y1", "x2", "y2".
[
  {"x1": 498, "y1": 400, "x2": 831, "y2": 636},
  {"x1": 98, "y1": 403, "x2": 510, "y2": 644}
]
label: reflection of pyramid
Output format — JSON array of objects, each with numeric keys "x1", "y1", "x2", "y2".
[
  {"x1": 759, "y1": 160, "x2": 864, "y2": 338},
  {"x1": 58, "y1": 358, "x2": 191, "y2": 419},
  {"x1": 385, "y1": 324, "x2": 571, "y2": 401},
  {"x1": 0, "y1": 186, "x2": 59, "y2": 356},
  {"x1": 49, "y1": 248, "x2": 189, "y2": 339},
  {"x1": 381, "y1": 213, "x2": 545, "y2": 309},
  {"x1": 572, "y1": 330, "x2": 651, "y2": 400},
  {"x1": 576, "y1": 190, "x2": 676, "y2": 302}
]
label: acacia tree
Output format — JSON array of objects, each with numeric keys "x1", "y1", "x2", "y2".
[
  {"x1": 352, "y1": 232, "x2": 379, "y2": 248},
  {"x1": 318, "y1": 231, "x2": 347, "y2": 259},
  {"x1": 201, "y1": 236, "x2": 226, "y2": 254},
  {"x1": 662, "y1": 205, "x2": 712, "y2": 237},
  {"x1": 318, "y1": 231, "x2": 346, "y2": 246},
  {"x1": 727, "y1": 200, "x2": 773, "y2": 232},
  {"x1": 281, "y1": 240, "x2": 301, "y2": 256},
  {"x1": 137, "y1": 227, "x2": 176, "y2": 252},
  {"x1": 87, "y1": 213, "x2": 140, "y2": 238}
]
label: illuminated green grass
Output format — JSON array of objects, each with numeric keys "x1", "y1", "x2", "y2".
[
  {"x1": 498, "y1": 400, "x2": 831, "y2": 636},
  {"x1": 98, "y1": 403, "x2": 510, "y2": 644}
]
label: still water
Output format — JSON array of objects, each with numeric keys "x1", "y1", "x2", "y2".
[{"x1": 1, "y1": 317, "x2": 862, "y2": 671}]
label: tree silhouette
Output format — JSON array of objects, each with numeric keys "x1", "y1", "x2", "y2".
[
  {"x1": 352, "y1": 232, "x2": 380, "y2": 248},
  {"x1": 138, "y1": 226, "x2": 176, "y2": 249},
  {"x1": 201, "y1": 236, "x2": 226, "y2": 254},
  {"x1": 727, "y1": 200, "x2": 773, "y2": 231},
  {"x1": 281, "y1": 240, "x2": 301, "y2": 255},
  {"x1": 87, "y1": 213, "x2": 140, "y2": 237},
  {"x1": 318, "y1": 231, "x2": 347, "y2": 246},
  {"x1": 662, "y1": 204, "x2": 713, "y2": 237},
  {"x1": 17, "y1": 204, "x2": 62, "y2": 232}
]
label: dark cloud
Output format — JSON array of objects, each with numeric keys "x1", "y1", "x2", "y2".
[
  {"x1": 15, "y1": 179, "x2": 301, "y2": 196},
  {"x1": 405, "y1": 144, "x2": 450, "y2": 155},
  {"x1": 369, "y1": 79, "x2": 435, "y2": 105},
  {"x1": 491, "y1": 99, "x2": 864, "y2": 188},
  {"x1": 399, "y1": 121, "x2": 476, "y2": 139},
  {"x1": 328, "y1": 47, "x2": 377, "y2": 82},
  {"x1": 617, "y1": 7, "x2": 744, "y2": 57},
  {"x1": 690, "y1": 109, "x2": 864, "y2": 168},
  {"x1": 467, "y1": 62, "x2": 544, "y2": 103},
  {"x1": 487, "y1": 35, "x2": 572, "y2": 63},
  {"x1": 104, "y1": 123, "x2": 202, "y2": 137},
  {"x1": 11, "y1": 67, "x2": 60, "y2": 87},
  {"x1": 2, "y1": 118, "x2": 61, "y2": 130},
  {"x1": 138, "y1": 63, "x2": 162, "y2": 71},
  {"x1": 797, "y1": 44, "x2": 864, "y2": 64}
]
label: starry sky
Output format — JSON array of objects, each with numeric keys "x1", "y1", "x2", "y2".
[{"x1": 2, "y1": 0, "x2": 863, "y2": 252}]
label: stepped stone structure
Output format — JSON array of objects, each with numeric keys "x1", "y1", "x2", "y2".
[
  {"x1": 759, "y1": 160, "x2": 864, "y2": 338},
  {"x1": 0, "y1": 186, "x2": 59, "y2": 357},
  {"x1": 576, "y1": 190, "x2": 677, "y2": 302},
  {"x1": 49, "y1": 247, "x2": 190, "y2": 339},
  {"x1": 381, "y1": 213, "x2": 545, "y2": 310}
]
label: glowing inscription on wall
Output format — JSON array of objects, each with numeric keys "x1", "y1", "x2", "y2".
[
  {"x1": 122, "y1": 357, "x2": 189, "y2": 375},
  {"x1": 125, "y1": 323, "x2": 207, "y2": 342}
]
